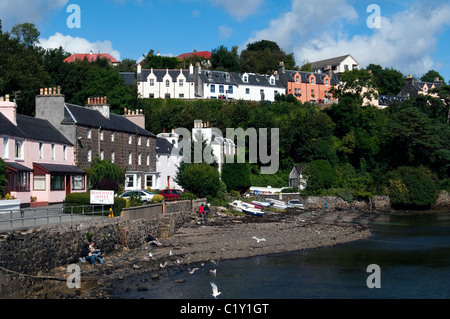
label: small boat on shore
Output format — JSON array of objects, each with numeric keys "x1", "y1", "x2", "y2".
[
  {"x1": 229, "y1": 200, "x2": 264, "y2": 216},
  {"x1": 244, "y1": 202, "x2": 264, "y2": 209},
  {"x1": 251, "y1": 201, "x2": 272, "y2": 207}
]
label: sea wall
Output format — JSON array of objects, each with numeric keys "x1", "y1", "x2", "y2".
[{"x1": 0, "y1": 199, "x2": 206, "y2": 276}]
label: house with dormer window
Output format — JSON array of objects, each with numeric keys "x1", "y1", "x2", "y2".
[
  {"x1": 277, "y1": 62, "x2": 336, "y2": 104},
  {"x1": 137, "y1": 64, "x2": 196, "y2": 99}
]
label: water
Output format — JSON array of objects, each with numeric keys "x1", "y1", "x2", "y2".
[{"x1": 110, "y1": 209, "x2": 450, "y2": 299}]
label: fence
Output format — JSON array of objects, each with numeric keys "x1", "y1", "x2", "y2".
[{"x1": 0, "y1": 204, "x2": 110, "y2": 232}]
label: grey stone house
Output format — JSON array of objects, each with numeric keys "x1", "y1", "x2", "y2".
[
  {"x1": 35, "y1": 88, "x2": 157, "y2": 191},
  {"x1": 289, "y1": 164, "x2": 306, "y2": 190}
]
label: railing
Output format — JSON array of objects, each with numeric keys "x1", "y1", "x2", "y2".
[{"x1": 0, "y1": 204, "x2": 111, "y2": 232}]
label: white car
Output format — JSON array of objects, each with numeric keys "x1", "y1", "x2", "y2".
[
  {"x1": 286, "y1": 200, "x2": 305, "y2": 209},
  {"x1": 119, "y1": 190, "x2": 156, "y2": 203}
]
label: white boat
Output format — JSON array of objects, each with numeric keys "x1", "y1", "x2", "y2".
[
  {"x1": 229, "y1": 200, "x2": 264, "y2": 216},
  {"x1": 251, "y1": 201, "x2": 272, "y2": 207},
  {"x1": 265, "y1": 198, "x2": 288, "y2": 210},
  {"x1": 286, "y1": 200, "x2": 305, "y2": 210}
]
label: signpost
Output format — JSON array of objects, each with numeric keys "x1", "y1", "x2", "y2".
[{"x1": 90, "y1": 190, "x2": 114, "y2": 205}]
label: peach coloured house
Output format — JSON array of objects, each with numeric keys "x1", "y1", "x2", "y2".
[
  {"x1": 0, "y1": 95, "x2": 86, "y2": 208},
  {"x1": 277, "y1": 62, "x2": 337, "y2": 104}
]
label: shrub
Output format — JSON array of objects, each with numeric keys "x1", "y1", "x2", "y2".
[
  {"x1": 336, "y1": 189, "x2": 353, "y2": 202},
  {"x1": 387, "y1": 166, "x2": 439, "y2": 209},
  {"x1": 152, "y1": 194, "x2": 164, "y2": 203},
  {"x1": 180, "y1": 192, "x2": 196, "y2": 200},
  {"x1": 97, "y1": 177, "x2": 119, "y2": 194}
]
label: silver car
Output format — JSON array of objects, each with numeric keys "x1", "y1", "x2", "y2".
[{"x1": 118, "y1": 190, "x2": 156, "y2": 203}]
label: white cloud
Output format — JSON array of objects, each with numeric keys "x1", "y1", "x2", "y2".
[
  {"x1": 245, "y1": 0, "x2": 450, "y2": 77},
  {"x1": 38, "y1": 32, "x2": 121, "y2": 61},
  {"x1": 0, "y1": 0, "x2": 68, "y2": 30},
  {"x1": 208, "y1": 0, "x2": 264, "y2": 21},
  {"x1": 296, "y1": 3, "x2": 450, "y2": 77}
]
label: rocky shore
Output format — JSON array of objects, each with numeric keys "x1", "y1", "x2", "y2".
[{"x1": 30, "y1": 208, "x2": 379, "y2": 299}]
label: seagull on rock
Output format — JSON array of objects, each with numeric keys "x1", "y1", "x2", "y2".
[{"x1": 252, "y1": 236, "x2": 266, "y2": 243}]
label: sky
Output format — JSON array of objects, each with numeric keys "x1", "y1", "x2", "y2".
[{"x1": 1, "y1": 0, "x2": 449, "y2": 82}]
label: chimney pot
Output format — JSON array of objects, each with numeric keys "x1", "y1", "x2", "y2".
[
  {"x1": 5, "y1": 95, "x2": 9, "y2": 101},
  {"x1": 40, "y1": 88, "x2": 43, "y2": 95}
]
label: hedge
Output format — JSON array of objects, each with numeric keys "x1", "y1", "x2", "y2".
[{"x1": 64, "y1": 192, "x2": 127, "y2": 216}]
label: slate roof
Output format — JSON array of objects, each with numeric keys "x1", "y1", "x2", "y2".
[
  {"x1": 156, "y1": 137, "x2": 181, "y2": 156},
  {"x1": 137, "y1": 69, "x2": 195, "y2": 83},
  {"x1": 309, "y1": 54, "x2": 358, "y2": 70},
  {"x1": 0, "y1": 112, "x2": 72, "y2": 145},
  {"x1": 233, "y1": 73, "x2": 285, "y2": 88},
  {"x1": 63, "y1": 103, "x2": 155, "y2": 137},
  {"x1": 281, "y1": 70, "x2": 338, "y2": 86}
]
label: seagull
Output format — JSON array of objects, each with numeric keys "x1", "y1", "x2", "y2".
[
  {"x1": 189, "y1": 267, "x2": 199, "y2": 275},
  {"x1": 149, "y1": 252, "x2": 155, "y2": 259},
  {"x1": 210, "y1": 282, "x2": 221, "y2": 298},
  {"x1": 252, "y1": 236, "x2": 266, "y2": 243},
  {"x1": 210, "y1": 269, "x2": 216, "y2": 276},
  {"x1": 169, "y1": 250, "x2": 173, "y2": 256}
]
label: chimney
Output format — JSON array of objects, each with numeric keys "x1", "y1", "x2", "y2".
[
  {"x1": 405, "y1": 74, "x2": 414, "y2": 86},
  {"x1": 189, "y1": 64, "x2": 194, "y2": 75},
  {"x1": 137, "y1": 63, "x2": 142, "y2": 74},
  {"x1": 86, "y1": 96, "x2": 110, "y2": 119},
  {"x1": 0, "y1": 94, "x2": 18, "y2": 126},
  {"x1": 35, "y1": 87, "x2": 66, "y2": 132},
  {"x1": 278, "y1": 61, "x2": 285, "y2": 74},
  {"x1": 434, "y1": 77, "x2": 442, "y2": 83},
  {"x1": 124, "y1": 108, "x2": 145, "y2": 129},
  {"x1": 195, "y1": 62, "x2": 201, "y2": 74}
]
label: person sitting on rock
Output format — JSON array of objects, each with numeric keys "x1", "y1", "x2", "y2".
[
  {"x1": 80, "y1": 243, "x2": 103, "y2": 265},
  {"x1": 147, "y1": 232, "x2": 162, "y2": 246}
]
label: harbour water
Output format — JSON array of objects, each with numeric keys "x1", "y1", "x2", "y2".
[{"x1": 110, "y1": 209, "x2": 450, "y2": 299}]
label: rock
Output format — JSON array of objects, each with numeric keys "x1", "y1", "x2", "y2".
[{"x1": 175, "y1": 279, "x2": 185, "y2": 283}]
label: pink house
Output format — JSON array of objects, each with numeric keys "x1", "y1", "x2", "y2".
[{"x1": 0, "y1": 95, "x2": 86, "y2": 207}]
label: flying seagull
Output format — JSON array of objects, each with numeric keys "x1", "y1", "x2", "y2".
[
  {"x1": 252, "y1": 236, "x2": 266, "y2": 243},
  {"x1": 210, "y1": 282, "x2": 221, "y2": 298}
]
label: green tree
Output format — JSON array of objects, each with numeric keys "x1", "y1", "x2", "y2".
[
  {"x1": 303, "y1": 159, "x2": 336, "y2": 194},
  {"x1": 240, "y1": 40, "x2": 296, "y2": 74},
  {"x1": 421, "y1": 70, "x2": 445, "y2": 83},
  {"x1": 176, "y1": 163, "x2": 221, "y2": 198},
  {"x1": 221, "y1": 156, "x2": 251, "y2": 194},
  {"x1": 11, "y1": 23, "x2": 40, "y2": 47},
  {"x1": 140, "y1": 49, "x2": 182, "y2": 69},
  {"x1": 87, "y1": 158, "x2": 127, "y2": 192},
  {"x1": 387, "y1": 166, "x2": 439, "y2": 209},
  {"x1": 366, "y1": 64, "x2": 404, "y2": 96},
  {"x1": 210, "y1": 45, "x2": 240, "y2": 72}
]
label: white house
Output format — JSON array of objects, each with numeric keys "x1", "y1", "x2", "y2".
[
  {"x1": 310, "y1": 54, "x2": 360, "y2": 75},
  {"x1": 155, "y1": 130, "x2": 183, "y2": 190},
  {"x1": 137, "y1": 64, "x2": 196, "y2": 99},
  {"x1": 234, "y1": 72, "x2": 285, "y2": 102}
]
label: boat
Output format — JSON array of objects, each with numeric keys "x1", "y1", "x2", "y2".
[
  {"x1": 242, "y1": 206, "x2": 265, "y2": 217},
  {"x1": 286, "y1": 200, "x2": 305, "y2": 210},
  {"x1": 229, "y1": 200, "x2": 264, "y2": 216},
  {"x1": 244, "y1": 202, "x2": 264, "y2": 209},
  {"x1": 251, "y1": 200, "x2": 272, "y2": 207},
  {"x1": 265, "y1": 198, "x2": 288, "y2": 210}
]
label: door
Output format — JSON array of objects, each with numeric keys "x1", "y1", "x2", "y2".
[{"x1": 65, "y1": 175, "x2": 71, "y2": 196}]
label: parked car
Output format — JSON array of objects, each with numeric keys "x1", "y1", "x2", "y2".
[
  {"x1": 159, "y1": 189, "x2": 182, "y2": 201},
  {"x1": 118, "y1": 190, "x2": 156, "y2": 203},
  {"x1": 286, "y1": 199, "x2": 305, "y2": 210}
]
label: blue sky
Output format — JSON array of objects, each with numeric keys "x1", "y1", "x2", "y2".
[{"x1": 1, "y1": 0, "x2": 449, "y2": 82}]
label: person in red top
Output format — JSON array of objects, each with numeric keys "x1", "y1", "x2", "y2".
[{"x1": 198, "y1": 204, "x2": 206, "y2": 222}]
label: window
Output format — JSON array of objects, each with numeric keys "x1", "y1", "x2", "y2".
[
  {"x1": 51, "y1": 144, "x2": 55, "y2": 160},
  {"x1": 72, "y1": 175, "x2": 85, "y2": 190},
  {"x1": 325, "y1": 79, "x2": 329, "y2": 86},
  {"x1": 228, "y1": 86, "x2": 233, "y2": 94},
  {"x1": 310, "y1": 77, "x2": 315, "y2": 85},
  {"x1": 165, "y1": 80, "x2": 170, "y2": 87},
  {"x1": 100, "y1": 150, "x2": 104, "y2": 160},
  {"x1": 128, "y1": 153, "x2": 132, "y2": 165},
  {"x1": 210, "y1": 85, "x2": 215, "y2": 93},
  {"x1": 129, "y1": 135, "x2": 132, "y2": 144},
  {"x1": 150, "y1": 79, "x2": 155, "y2": 86},
  {"x1": 344, "y1": 64, "x2": 349, "y2": 71},
  {"x1": 33, "y1": 175, "x2": 46, "y2": 190},
  {"x1": 146, "y1": 155, "x2": 150, "y2": 166},
  {"x1": 14, "y1": 171, "x2": 30, "y2": 191},
  {"x1": 147, "y1": 138, "x2": 150, "y2": 147},
  {"x1": 87, "y1": 129, "x2": 92, "y2": 139},
  {"x1": 2, "y1": 136, "x2": 9, "y2": 158},
  {"x1": 219, "y1": 85, "x2": 224, "y2": 93},
  {"x1": 179, "y1": 79, "x2": 184, "y2": 87},
  {"x1": 270, "y1": 77, "x2": 275, "y2": 85},
  {"x1": 87, "y1": 149, "x2": 92, "y2": 162},
  {"x1": 225, "y1": 73, "x2": 230, "y2": 81},
  {"x1": 100, "y1": 129, "x2": 104, "y2": 141},
  {"x1": 39, "y1": 142, "x2": 44, "y2": 159},
  {"x1": 246, "y1": 88, "x2": 250, "y2": 94},
  {"x1": 243, "y1": 75, "x2": 248, "y2": 83},
  {"x1": 311, "y1": 89, "x2": 315, "y2": 97},
  {"x1": 138, "y1": 153, "x2": 142, "y2": 165},
  {"x1": 138, "y1": 137, "x2": 141, "y2": 146},
  {"x1": 111, "y1": 151, "x2": 115, "y2": 163},
  {"x1": 145, "y1": 175, "x2": 153, "y2": 188},
  {"x1": 111, "y1": 132, "x2": 115, "y2": 142},
  {"x1": 63, "y1": 145, "x2": 67, "y2": 161},
  {"x1": 179, "y1": 94, "x2": 184, "y2": 98},
  {"x1": 51, "y1": 175, "x2": 64, "y2": 190},
  {"x1": 296, "y1": 76, "x2": 300, "y2": 84},
  {"x1": 15, "y1": 139, "x2": 24, "y2": 160},
  {"x1": 125, "y1": 174, "x2": 134, "y2": 188}
]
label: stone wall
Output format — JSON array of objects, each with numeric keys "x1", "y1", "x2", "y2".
[{"x1": 0, "y1": 199, "x2": 206, "y2": 277}]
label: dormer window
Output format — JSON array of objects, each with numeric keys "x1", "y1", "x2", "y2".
[
  {"x1": 225, "y1": 73, "x2": 230, "y2": 81},
  {"x1": 310, "y1": 77, "x2": 315, "y2": 85},
  {"x1": 270, "y1": 77, "x2": 275, "y2": 85},
  {"x1": 207, "y1": 71, "x2": 212, "y2": 80},
  {"x1": 165, "y1": 80, "x2": 170, "y2": 87},
  {"x1": 243, "y1": 74, "x2": 248, "y2": 83}
]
